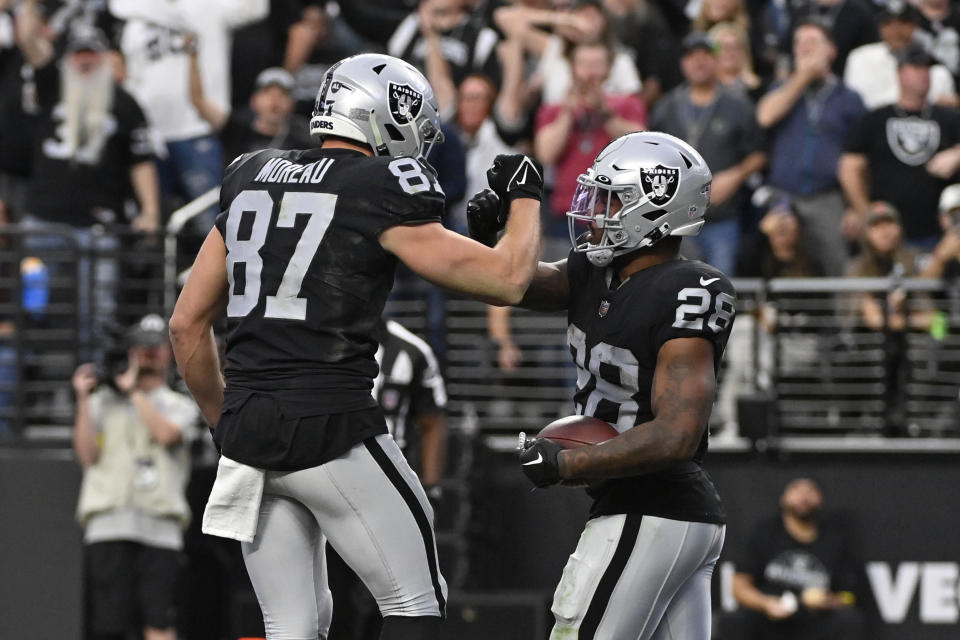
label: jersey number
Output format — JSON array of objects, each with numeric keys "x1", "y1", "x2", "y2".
[
  {"x1": 672, "y1": 288, "x2": 735, "y2": 332},
  {"x1": 224, "y1": 189, "x2": 336, "y2": 320},
  {"x1": 568, "y1": 325, "x2": 639, "y2": 429},
  {"x1": 388, "y1": 158, "x2": 443, "y2": 195}
]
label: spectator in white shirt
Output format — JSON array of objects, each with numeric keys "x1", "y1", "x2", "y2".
[
  {"x1": 844, "y1": 0, "x2": 958, "y2": 110},
  {"x1": 109, "y1": 0, "x2": 268, "y2": 233}
]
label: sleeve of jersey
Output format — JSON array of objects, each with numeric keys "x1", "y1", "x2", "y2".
[
  {"x1": 372, "y1": 157, "x2": 445, "y2": 235},
  {"x1": 649, "y1": 268, "x2": 736, "y2": 356}
]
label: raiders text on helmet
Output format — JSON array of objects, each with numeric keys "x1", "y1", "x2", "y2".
[
  {"x1": 567, "y1": 131, "x2": 713, "y2": 267},
  {"x1": 309, "y1": 53, "x2": 444, "y2": 159}
]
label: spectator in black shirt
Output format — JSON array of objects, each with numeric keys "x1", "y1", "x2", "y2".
[
  {"x1": 716, "y1": 477, "x2": 864, "y2": 640},
  {"x1": 16, "y1": 15, "x2": 159, "y2": 356},
  {"x1": 840, "y1": 43, "x2": 960, "y2": 251},
  {"x1": 388, "y1": 0, "x2": 501, "y2": 93}
]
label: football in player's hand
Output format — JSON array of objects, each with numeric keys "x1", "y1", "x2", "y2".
[{"x1": 537, "y1": 415, "x2": 618, "y2": 449}]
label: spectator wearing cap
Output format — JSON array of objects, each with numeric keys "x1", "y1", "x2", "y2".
[
  {"x1": 844, "y1": 1, "x2": 957, "y2": 110},
  {"x1": 846, "y1": 202, "x2": 934, "y2": 334},
  {"x1": 109, "y1": 0, "x2": 268, "y2": 234},
  {"x1": 840, "y1": 43, "x2": 960, "y2": 251},
  {"x1": 188, "y1": 47, "x2": 311, "y2": 166},
  {"x1": 650, "y1": 32, "x2": 765, "y2": 275},
  {"x1": 71, "y1": 313, "x2": 199, "y2": 640},
  {"x1": 757, "y1": 20, "x2": 866, "y2": 276}
]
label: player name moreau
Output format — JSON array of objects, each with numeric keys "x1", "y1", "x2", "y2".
[{"x1": 255, "y1": 157, "x2": 335, "y2": 184}]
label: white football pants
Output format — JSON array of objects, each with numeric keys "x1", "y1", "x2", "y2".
[
  {"x1": 240, "y1": 434, "x2": 446, "y2": 640},
  {"x1": 550, "y1": 514, "x2": 725, "y2": 640}
]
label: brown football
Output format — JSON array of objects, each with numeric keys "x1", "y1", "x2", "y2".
[{"x1": 537, "y1": 415, "x2": 619, "y2": 449}]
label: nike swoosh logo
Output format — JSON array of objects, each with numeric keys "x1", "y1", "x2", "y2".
[
  {"x1": 522, "y1": 452, "x2": 543, "y2": 465},
  {"x1": 700, "y1": 277, "x2": 720, "y2": 286},
  {"x1": 518, "y1": 165, "x2": 528, "y2": 185}
]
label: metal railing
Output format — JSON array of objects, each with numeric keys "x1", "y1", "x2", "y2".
[{"x1": 3, "y1": 209, "x2": 959, "y2": 445}]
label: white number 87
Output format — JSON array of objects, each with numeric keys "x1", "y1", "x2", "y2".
[{"x1": 672, "y1": 287, "x2": 735, "y2": 332}]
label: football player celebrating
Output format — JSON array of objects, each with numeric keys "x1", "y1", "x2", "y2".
[
  {"x1": 169, "y1": 53, "x2": 542, "y2": 640},
  {"x1": 502, "y1": 131, "x2": 734, "y2": 639}
]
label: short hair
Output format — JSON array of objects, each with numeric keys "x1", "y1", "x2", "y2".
[{"x1": 793, "y1": 17, "x2": 835, "y2": 46}]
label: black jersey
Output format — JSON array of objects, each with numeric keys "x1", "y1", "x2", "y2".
[
  {"x1": 565, "y1": 252, "x2": 735, "y2": 524},
  {"x1": 215, "y1": 147, "x2": 445, "y2": 418}
]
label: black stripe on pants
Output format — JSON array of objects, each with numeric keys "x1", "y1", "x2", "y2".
[
  {"x1": 580, "y1": 514, "x2": 644, "y2": 638},
  {"x1": 364, "y1": 438, "x2": 447, "y2": 617}
]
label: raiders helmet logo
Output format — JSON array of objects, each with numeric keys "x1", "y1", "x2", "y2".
[
  {"x1": 640, "y1": 164, "x2": 680, "y2": 206},
  {"x1": 388, "y1": 82, "x2": 423, "y2": 125},
  {"x1": 886, "y1": 117, "x2": 940, "y2": 166}
]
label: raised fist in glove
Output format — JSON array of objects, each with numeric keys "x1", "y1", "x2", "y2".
[
  {"x1": 486, "y1": 154, "x2": 543, "y2": 207},
  {"x1": 466, "y1": 188, "x2": 503, "y2": 247},
  {"x1": 519, "y1": 437, "x2": 564, "y2": 488}
]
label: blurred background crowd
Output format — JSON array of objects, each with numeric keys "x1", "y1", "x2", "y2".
[
  {"x1": 0, "y1": 0, "x2": 959, "y2": 436},
  {"x1": 2, "y1": 2, "x2": 960, "y2": 639}
]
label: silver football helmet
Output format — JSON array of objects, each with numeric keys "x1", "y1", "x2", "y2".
[
  {"x1": 309, "y1": 53, "x2": 444, "y2": 159},
  {"x1": 567, "y1": 131, "x2": 713, "y2": 267}
]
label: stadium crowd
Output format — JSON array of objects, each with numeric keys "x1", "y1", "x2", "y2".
[
  {"x1": 1, "y1": 2, "x2": 958, "y2": 639},
  {"x1": 2, "y1": 0, "x2": 960, "y2": 423}
]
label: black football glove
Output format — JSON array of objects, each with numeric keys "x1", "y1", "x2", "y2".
[
  {"x1": 486, "y1": 154, "x2": 544, "y2": 210},
  {"x1": 519, "y1": 437, "x2": 564, "y2": 488},
  {"x1": 466, "y1": 188, "x2": 503, "y2": 247}
]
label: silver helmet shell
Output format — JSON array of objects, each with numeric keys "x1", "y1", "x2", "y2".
[
  {"x1": 567, "y1": 131, "x2": 713, "y2": 267},
  {"x1": 309, "y1": 53, "x2": 444, "y2": 159}
]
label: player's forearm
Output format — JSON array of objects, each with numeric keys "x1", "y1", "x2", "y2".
[
  {"x1": 517, "y1": 260, "x2": 569, "y2": 311},
  {"x1": 170, "y1": 323, "x2": 224, "y2": 426},
  {"x1": 557, "y1": 417, "x2": 701, "y2": 481},
  {"x1": 483, "y1": 198, "x2": 542, "y2": 304},
  {"x1": 128, "y1": 391, "x2": 183, "y2": 446},
  {"x1": 558, "y1": 341, "x2": 714, "y2": 481}
]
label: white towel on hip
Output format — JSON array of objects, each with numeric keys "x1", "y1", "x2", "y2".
[{"x1": 202, "y1": 456, "x2": 265, "y2": 543}]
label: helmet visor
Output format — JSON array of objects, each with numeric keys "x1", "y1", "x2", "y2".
[{"x1": 567, "y1": 180, "x2": 620, "y2": 250}]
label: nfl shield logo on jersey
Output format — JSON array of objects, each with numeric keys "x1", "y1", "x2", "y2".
[
  {"x1": 389, "y1": 82, "x2": 423, "y2": 125},
  {"x1": 640, "y1": 164, "x2": 680, "y2": 206},
  {"x1": 598, "y1": 299, "x2": 611, "y2": 317}
]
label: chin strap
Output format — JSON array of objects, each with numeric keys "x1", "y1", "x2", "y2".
[{"x1": 369, "y1": 109, "x2": 389, "y2": 156}]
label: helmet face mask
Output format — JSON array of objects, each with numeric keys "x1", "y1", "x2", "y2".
[
  {"x1": 566, "y1": 131, "x2": 713, "y2": 267},
  {"x1": 309, "y1": 54, "x2": 444, "y2": 159}
]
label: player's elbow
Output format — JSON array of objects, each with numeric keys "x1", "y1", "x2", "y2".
[{"x1": 663, "y1": 420, "x2": 706, "y2": 462}]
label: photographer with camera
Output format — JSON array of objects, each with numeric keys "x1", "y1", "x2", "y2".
[{"x1": 72, "y1": 314, "x2": 199, "y2": 640}]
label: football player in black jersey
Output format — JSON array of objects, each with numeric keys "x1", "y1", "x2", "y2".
[
  {"x1": 169, "y1": 53, "x2": 543, "y2": 640},
  {"x1": 497, "y1": 130, "x2": 734, "y2": 639}
]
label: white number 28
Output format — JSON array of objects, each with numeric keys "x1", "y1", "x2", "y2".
[{"x1": 672, "y1": 287, "x2": 735, "y2": 332}]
